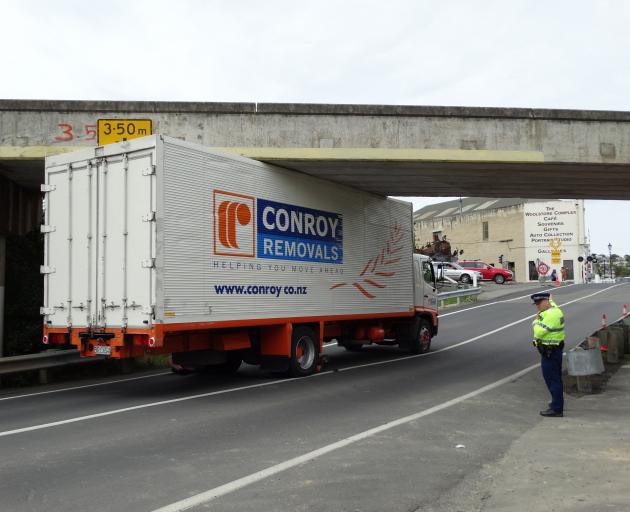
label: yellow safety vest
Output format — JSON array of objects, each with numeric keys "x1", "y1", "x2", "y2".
[{"x1": 532, "y1": 302, "x2": 565, "y2": 346}]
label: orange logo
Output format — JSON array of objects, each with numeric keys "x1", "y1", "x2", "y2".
[{"x1": 214, "y1": 190, "x2": 255, "y2": 257}]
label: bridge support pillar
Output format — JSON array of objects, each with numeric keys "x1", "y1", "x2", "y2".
[{"x1": 0, "y1": 235, "x2": 5, "y2": 357}]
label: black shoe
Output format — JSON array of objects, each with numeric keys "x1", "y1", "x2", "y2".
[{"x1": 540, "y1": 408, "x2": 563, "y2": 417}]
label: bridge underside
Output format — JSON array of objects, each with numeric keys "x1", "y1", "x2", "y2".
[
  {"x1": 1, "y1": 147, "x2": 630, "y2": 200},
  {"x1": 218, "y1": 148, "x2": 630, "y2": 200},
  {"x1": 258, "y1": 160, "x2": 629, "y2": 199}
]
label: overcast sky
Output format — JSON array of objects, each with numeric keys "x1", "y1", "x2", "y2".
[{"x1": 1, "y1": 0, "x2": 629, "y2": 255}]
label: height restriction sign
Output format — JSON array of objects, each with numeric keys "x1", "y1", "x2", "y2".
[{"x1": 97, "y1": 119, "x2": 152, "y2": 145}]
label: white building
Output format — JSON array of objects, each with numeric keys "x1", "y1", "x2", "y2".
[{"x1": 414, "y1": 198, "x2": 590, "y2": 283}]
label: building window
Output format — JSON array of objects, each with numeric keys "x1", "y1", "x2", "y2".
[{"x1": 482, "y1": 221, "x2": 489, "y2": 241}]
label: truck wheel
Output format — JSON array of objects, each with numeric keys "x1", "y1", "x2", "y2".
[
  {"x1": 409, "y1": 319, "x2": 432, "y2": 354},
  {"x1": 494, "y1": 274, "x2": 505, "y2": 284},
  {"x1": 289, "y1": 326, "x2": 320, "y2": 377},
  {"x1": 460, "y1": 274, "x2": 471, "y2": 284}
]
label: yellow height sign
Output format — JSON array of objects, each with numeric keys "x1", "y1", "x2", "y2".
[
  {"x1": 550, "y1": 239, "x2": 562, "y2": 264},
  {"x1": 97, "y1": 119, "x2": 152, "y2": 145}
]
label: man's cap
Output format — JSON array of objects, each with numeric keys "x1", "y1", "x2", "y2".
[{"x1": 531, "y1": 292, "x2": 551, "y2": 303}]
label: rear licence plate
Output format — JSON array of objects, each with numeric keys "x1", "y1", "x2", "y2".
[{"x1": 94, "y1": 345, "x2": 112, "y2": 356}]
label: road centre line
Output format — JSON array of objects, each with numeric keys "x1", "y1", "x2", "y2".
[
  {"x1": 0, "y1": 283, "x2": 591, "y2": 402},
  {"x1": 0, "y1": 375, "x2": 312, "y2": 438},
  {"x1": 0, "y1": 284, "x2": 620, "y2": 438},
  {"x1": 334, "y1": 284, "x2": 622, "y2": 372},
  {"x1": 0, "y1": 371, "x2": 172, "y2": 402},
  {"x1": 440, "y1": 283, "x2": 579, "y2": 317},
  {"x1": 150, "y1": 362, "x2": 541, "y2": 512},
  {"x1": 1, "y1": 346, "x2": 340, "y2": 403}
]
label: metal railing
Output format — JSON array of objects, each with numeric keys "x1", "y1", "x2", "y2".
[
  {"x1": 437, "y1": 286, "x2": 482, "y2": 307},
  {"x1": 0, "y1": 349, "x2": 105, "y2": 385}
]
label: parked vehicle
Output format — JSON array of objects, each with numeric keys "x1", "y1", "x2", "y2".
[
  {"x1": 41, "y1": 135, "x2": 439, "y2": 377},
  {"x1": 432, "y1": 261, "x2": 482, "y2": 284},
  {"x1": 459, "y1": 260, "x2": 514, "y2": 284}
]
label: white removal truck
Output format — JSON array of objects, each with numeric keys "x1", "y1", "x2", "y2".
[{"x1": 42, "y1": 135, "x2": 438, "y2": 376}]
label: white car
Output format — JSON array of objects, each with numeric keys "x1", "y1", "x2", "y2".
[{"x1": 432, "y1": 261, "x2": 482, "y2": 284}]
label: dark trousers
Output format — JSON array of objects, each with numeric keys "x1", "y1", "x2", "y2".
[{"x1": 541, "y1": 348, "x2": 564, "y2": 412}]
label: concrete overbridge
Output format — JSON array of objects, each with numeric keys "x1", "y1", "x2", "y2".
[
  {"x1": 2, "y1": 100, "x2": 630, "y2": 201},
  {"x1": 1, "y1": 99, "x2": 629, "y2": 354}
]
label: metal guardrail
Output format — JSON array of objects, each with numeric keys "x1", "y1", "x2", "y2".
[
  {"x1": 437, "y1": 286, "x2": 482, "y2": 307},
  {"x1": 0, "y1": 349, "x2": 102, "y2": 377}
]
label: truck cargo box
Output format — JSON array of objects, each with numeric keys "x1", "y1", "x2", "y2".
[{"x1": 42, "y1": 136, "x2": 433, "y2": 371}]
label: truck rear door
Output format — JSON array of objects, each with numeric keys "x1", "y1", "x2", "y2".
[{"x1": 43, "y1": 144, "x2": 156, "y2": 330}]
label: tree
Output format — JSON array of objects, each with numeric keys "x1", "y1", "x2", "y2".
[{"x1": 613, "y1": 264, "x2": 629, "y2": 278}]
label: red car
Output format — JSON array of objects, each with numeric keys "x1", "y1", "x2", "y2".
[{"x1": 458, "y1": 260, "x2": 514, "y2": 284}]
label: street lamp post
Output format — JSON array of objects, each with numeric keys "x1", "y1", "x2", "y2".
[{"x1": 608, "y1": 242, "x2": 613, "y2": 279}]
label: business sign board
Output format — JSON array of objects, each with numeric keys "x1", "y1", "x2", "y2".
[{"x1": 524, "y1": 200, "x2": 583, "y2": 281}]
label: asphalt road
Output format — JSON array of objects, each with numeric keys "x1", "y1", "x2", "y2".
[{"x1": 0, "y1": 284, "x2": 628, "y2": 512}]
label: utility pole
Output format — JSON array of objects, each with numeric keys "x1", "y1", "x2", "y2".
[{"x1": 608, "y1": 243, "x2": 613, "y2": 279}]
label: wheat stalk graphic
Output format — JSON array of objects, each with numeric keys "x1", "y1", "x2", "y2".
[{"x1": 330, "y1": 223, "x2": 403, "y2": 299}]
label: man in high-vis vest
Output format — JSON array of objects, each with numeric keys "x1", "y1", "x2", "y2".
[{"x1": 531, "y1": 292, "x2": 565, "y2": 417}]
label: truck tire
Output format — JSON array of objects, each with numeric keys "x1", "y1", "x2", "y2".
[
  {"x1": 494, "y1": 274, "x2": 505, "y2": 284},
  {"x1": 409, "y1": 319, "x2": 432, "y2": 354},
  {"x1": 289, "y1": 326, "x2": 320, "y2": 377},
  {"x1": 460, "y1": 274, "x2": 472, "y2": 284}
]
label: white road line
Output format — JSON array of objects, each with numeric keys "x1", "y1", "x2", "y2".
[
  {"x1": 334, "y1": 284, "x2": 623, "y2": 372},
  {"x1": 0, "y1": 284, "x2": 598, "y2": 402},
  {"x1": 0, "y1": 284, "x2": 620, "y2": 438},
  {"x1": 0, "y1": 375, "x2": 329, "y2": 438},
  {"x1": 440, "y1": 283, "x2": 579, "y2": 317},
  {"x1": 2, "y1": 345, "x2": 339, "y2": 403},
  {"x1": 0, "y1": 371, "x2": 172, "y2": 402},
  {"x1": 150, "y1": 362, "x2": 540, "y2": 512}
]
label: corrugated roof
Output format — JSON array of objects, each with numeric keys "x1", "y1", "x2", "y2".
[
  {"x1": 473, "y1": 199, "x2": 499, "y2": 210},
  {"x1": 436, "y1": 207, "x2": 459, "y2": 217},
  {"x1": 416, "y1": 210, "x2": 439, "y2": 220},
  {"x1": 413, "y1": 197, "x2": 548, "y2": 220}
]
